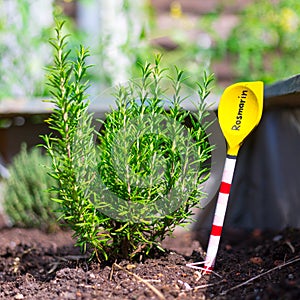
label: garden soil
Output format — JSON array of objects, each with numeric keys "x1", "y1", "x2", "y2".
[{"x1": 0, "y1": 227, "x2": 299, "y2": 299}]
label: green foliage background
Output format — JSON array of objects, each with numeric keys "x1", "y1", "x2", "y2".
[{"x1": 200, "y1": 0, "x2": 300, "y2": 83}]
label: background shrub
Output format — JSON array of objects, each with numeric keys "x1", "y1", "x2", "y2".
[{"x1": 3, "y1": 144, "x2": 59, "y2": 232}]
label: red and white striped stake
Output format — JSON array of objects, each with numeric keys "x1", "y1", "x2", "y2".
[
  {"x1": 186, "y1": 81, "x2": 264, "y2": 275},
  {"x1": 202, "y1": 155, "x2": 236, "y2": 273}
]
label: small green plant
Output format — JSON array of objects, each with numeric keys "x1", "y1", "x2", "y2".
[
  {"x1": 43, "y1": 21, "x2": 214, "y2": 261},
  {"x1": 3, "y1": 144, "x2": 59, "y2": 232}
]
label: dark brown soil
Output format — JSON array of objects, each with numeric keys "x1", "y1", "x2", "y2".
[{"x1": 0, "y1": 227, "x2": 300, "y2": 299}]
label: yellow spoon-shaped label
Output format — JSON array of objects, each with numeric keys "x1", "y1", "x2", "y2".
[{"x1": 218, "y1": 81, "x2": 264, "y2": 156}]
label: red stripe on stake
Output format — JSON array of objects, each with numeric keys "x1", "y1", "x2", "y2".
[
  {"x1": 219, "y1": 181, "x2": 231, "y2": 194},
  {"x1": 211, "y1": 225, "x2": 223, "y2": 236},
  {"x1": 203, "y1": 266, "x2": 213, "y2": 273}
]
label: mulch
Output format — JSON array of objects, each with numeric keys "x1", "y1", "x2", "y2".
[{"x1": 0, "y1": 227, "x2": 299, "y2": 299}]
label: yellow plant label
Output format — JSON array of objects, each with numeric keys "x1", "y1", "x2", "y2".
[{"x1": 218, "y1": 81, "x2": 264, "y2": 156}]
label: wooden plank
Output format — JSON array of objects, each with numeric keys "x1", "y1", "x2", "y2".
[
  {"x1": 0, "y1": 98, "x2": 52, "y2": 116},
  {"x1": 0, "y1": 98, "x2": 116, "y2": 118},
  {"x1": 264, "y1": 74, "x2": 300, "y2": 108}
]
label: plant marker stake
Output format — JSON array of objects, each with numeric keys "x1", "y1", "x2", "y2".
[{"x1": 202, "y1": 81, "x2": 264, "y2": 274}]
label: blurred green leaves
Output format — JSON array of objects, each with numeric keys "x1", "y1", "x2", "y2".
[{"x1": 201, "y1": 0, "x2": 300, "y2": 83}]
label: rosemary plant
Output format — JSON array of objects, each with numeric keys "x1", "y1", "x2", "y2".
[{"x1": 43, "y1": 21, "x2": 214, "y2": 261}]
